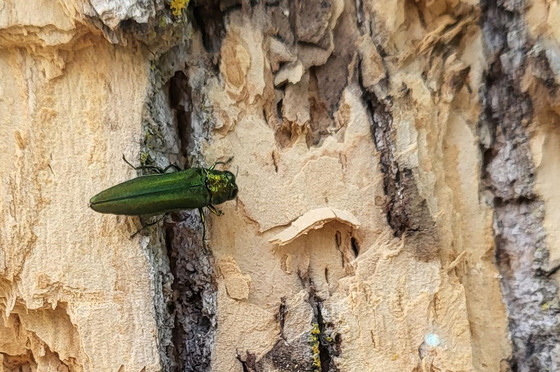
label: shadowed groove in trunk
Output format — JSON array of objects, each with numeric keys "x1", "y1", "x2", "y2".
[
  {"x1": 145, "y1": 1, "x2": 227, "y2": 369},
  {"x1": 165, "y1": 215, "x2": 217, "y2": 372},
  {"x1": 162, "y1": 3, "x2": 226, "y2": 366}
]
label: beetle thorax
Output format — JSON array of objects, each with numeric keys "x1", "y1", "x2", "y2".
[{"x1": 206, "y1": 170, "x2": 230, "y2": 203}]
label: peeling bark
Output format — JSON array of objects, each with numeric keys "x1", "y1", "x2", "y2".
[{"x1": 480, "y1": 1, "x2": 560, "y2": 370}]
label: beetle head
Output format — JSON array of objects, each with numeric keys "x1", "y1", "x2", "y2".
[{"x1": 206, "y1": 170, "x2": 238, "y2": 205}]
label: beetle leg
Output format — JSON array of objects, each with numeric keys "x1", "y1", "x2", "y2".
[
  {"x1": 130, "y1": 214, "x2": 168, "y2": 239},
  {"x1": 198, "y1": 207, "x2": 207, "y2": 241},
  {"x1": 209, "y1": 156, "x2": 234, "y2": 170},
  {"x1": 122, "y1": 154, "x2": 182, "y2": 174},
  {"x1": 161, "y1": 163, "x2": 182, "y2": 173},
  {"x1": 122, "y1": 154, "x2": 139, "y2": 169},
  {"x1": 207, "y1": 204, "x2": 224, "y2": 216},
  {"x1": 198, "y1": 206, "x2": 222, "y2": 242}
]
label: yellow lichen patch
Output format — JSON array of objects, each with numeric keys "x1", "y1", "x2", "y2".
[
  {"x1": 170, "y1": 0, "x2": 189, "y2": 16},
  {"x1": 310, "y1": 322, "x2": 322, "y2": 372}
]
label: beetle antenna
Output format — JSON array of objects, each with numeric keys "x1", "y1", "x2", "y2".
[{"x1": 210, "y1": 156, "x2": 234, "y2": 170}]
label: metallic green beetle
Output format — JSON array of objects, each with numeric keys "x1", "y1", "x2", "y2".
[{"x1": 89, "y1": 159, "x2": 238, "y2": 235}]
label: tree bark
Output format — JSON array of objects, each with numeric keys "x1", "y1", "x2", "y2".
[{"x1": 1, "y1": 0, "x2": 560, "y2": 371}]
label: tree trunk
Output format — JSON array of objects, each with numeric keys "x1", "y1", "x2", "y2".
[{"x1": 1, "y1": 0, "x2": 559, "y2": 371}]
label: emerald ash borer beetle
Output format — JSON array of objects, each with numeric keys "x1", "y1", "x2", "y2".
[{"x1": 89, "y1": 157, "x2": 238, "y2": 237}]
